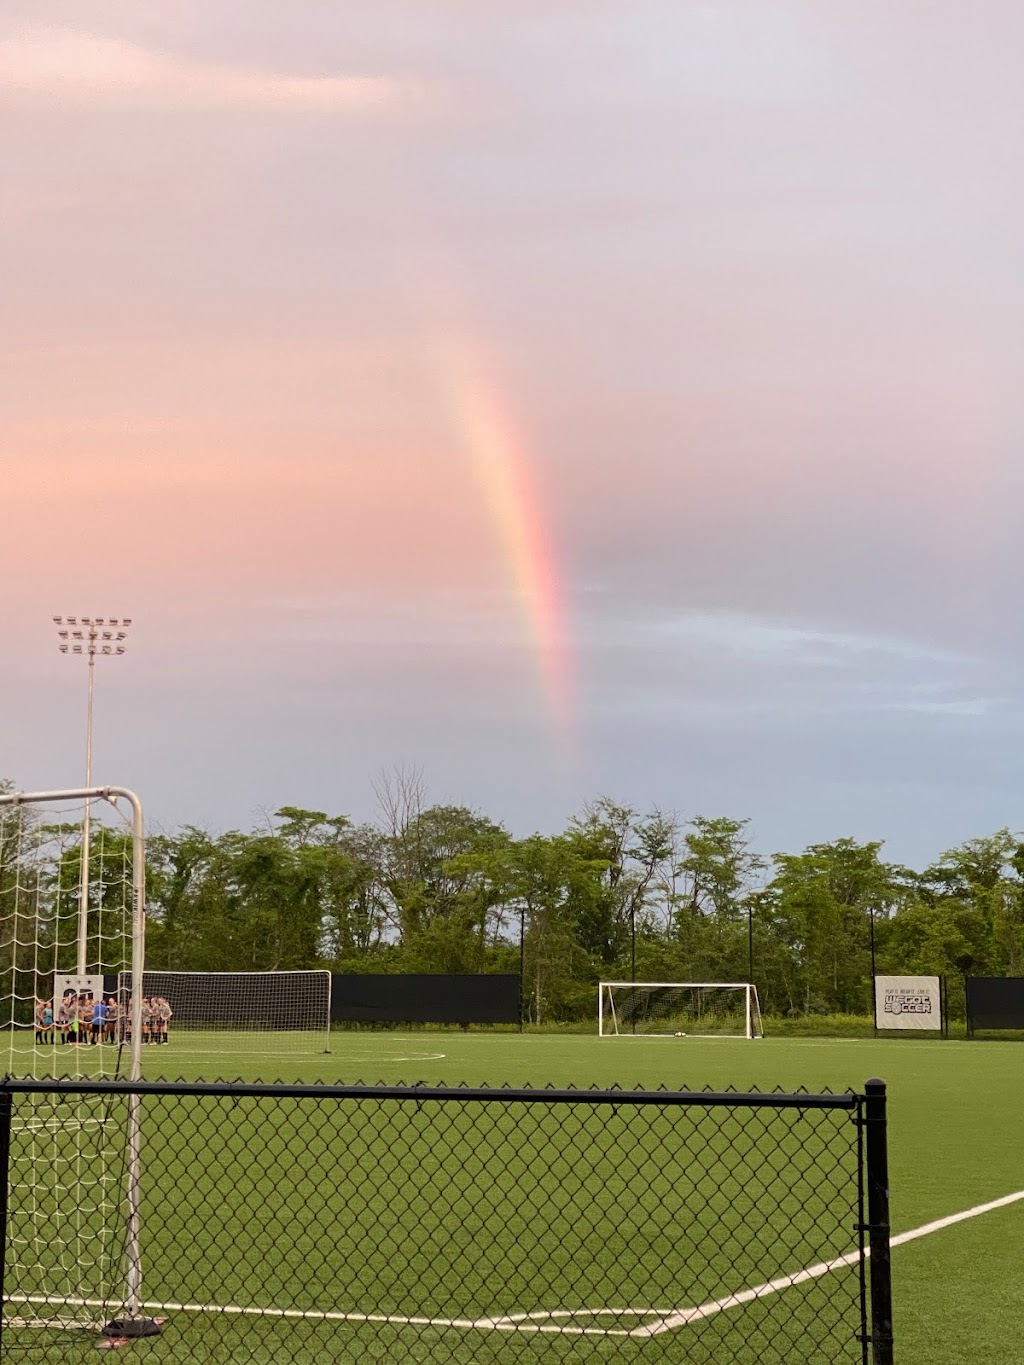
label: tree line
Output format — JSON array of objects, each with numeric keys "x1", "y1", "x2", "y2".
[
  {"x1": 4, "y1": 773, "x2": 1022, "y2": 1023},
  {"x1": 138, "y1": 771, "x2": 1024, "y2": 1023}
]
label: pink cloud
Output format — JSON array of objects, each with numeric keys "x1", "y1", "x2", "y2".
[{"x1": 0, "y1": 27, "x2": 419, "y2": 113}]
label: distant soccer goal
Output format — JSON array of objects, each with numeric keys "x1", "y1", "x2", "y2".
[
  {"x1": 119, "y1": 970, "x2": 332, "y2": 1055},
  {"x1": 599, "y1": 982, "x2": 764, "y2": 1039}
]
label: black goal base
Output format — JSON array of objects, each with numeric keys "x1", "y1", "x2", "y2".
[{"x1": 103, "y1": 1317, "x2": 164, "y2": 1339}]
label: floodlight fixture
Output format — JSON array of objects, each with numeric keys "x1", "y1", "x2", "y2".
[{"x1": 53, "y1": 614, "x2": 134, "y2": 974}]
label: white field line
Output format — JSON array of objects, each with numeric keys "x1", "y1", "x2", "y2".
[
  {"x1": 6, "y1": 1294, "x2": 640, "y2": 1338},
  {"x1": 638, "y1": 1186, "x2": 1024, "y2": 1339},
  {"x1": 145, "y1": 1049, "x2": 448, "y2": 1063},
  {"x1": 9, "y1": 1190, "x2": 1023, "y2": 1340},
  {"x1": 888, "y1": 1188, "x2": 1024, "y2": 1250}
]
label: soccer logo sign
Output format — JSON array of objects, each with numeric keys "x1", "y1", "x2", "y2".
[
  {"x1": 874, "y1": 975, "x2": 942, "y2": 1030},
  {"x1": 53, "y1": 974, "x2": 105, "y2": 1015}
]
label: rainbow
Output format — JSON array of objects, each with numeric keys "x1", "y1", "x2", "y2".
[{"x1": 436, "y1": 341, "x2": 574, "y2": 744}]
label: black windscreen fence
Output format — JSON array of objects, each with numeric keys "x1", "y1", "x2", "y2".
[
  {"x1": 966, "y1": 977, "x2": 1024, "y2": 1035},
  {"x1": 330, "y1": 974, "x2": 521, "y2": 1025}
]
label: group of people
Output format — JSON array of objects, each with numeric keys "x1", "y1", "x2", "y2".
[
  {"x1": 132, "y1": 996, "x2": 174, "y2": 1045},
  {"x1": 33, "y1": 993, "x2": 174, "y2": 1046}
]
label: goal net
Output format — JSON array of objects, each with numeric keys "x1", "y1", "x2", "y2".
[
  {"x1": 0, "y1": 786, "x2": 146, "y2": 1340},
  {"x1": 599, "y1": 983, "x2": 764, "y2": 1039},
  {"x1": 118, "y1": 970, "x2": 332, "y2": 1056}
]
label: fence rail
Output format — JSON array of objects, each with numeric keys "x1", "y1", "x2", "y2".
[{"x1": 0, "y1": 1077, "x2": 892, "y2": 1364}]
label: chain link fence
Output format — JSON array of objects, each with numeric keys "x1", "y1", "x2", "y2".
[{"x1": 0, "y1": 1078, "x2": 892, "y2": 1363}]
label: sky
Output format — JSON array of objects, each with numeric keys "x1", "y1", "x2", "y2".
[{"x1": 3, "y1": 1, "x2": 1024, "y2": 867}]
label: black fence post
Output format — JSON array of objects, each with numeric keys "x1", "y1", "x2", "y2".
[
  {"x1": 519, "y1": 912, "x2": 525, "y2": 1033},
  {"x1": 869, "y1": 908, "x2": 878, "y2": 1038},
  {"x1": 0, "y1": 1079, "x2": 13, "y2": 1354},
  {"x1": 864, "y1": 1078, "x2": 894, "y2": 1365}
]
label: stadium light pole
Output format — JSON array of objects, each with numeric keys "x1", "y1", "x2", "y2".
[{"x1": 53, "y1": 616, "x2": 132, "y2": 975}]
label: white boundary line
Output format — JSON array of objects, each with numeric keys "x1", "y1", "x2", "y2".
[
  {"x1": 10, "y1": 1189, "x2": 1023, "y2": 1340},
  {"x1": 641, "y1": 1187, "x2": 1024, "y2": 1339},
  {"x1": 888, "y1": 1189, "x2": 1024, "y2": 1250},
  {"x1": 153, "y1": 1050, "x2": 448, "y2": 1063}
]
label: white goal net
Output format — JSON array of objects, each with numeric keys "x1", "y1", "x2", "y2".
[
  {"x1": 0, "y1": 785, "x2": 146, "y2": 1337},
  {"x1": 117, "y1": 970, "x2": 332, "y2": 1056},
  {"x1": 599, "y1": 983, "x2": 764, "y2": 1039}
]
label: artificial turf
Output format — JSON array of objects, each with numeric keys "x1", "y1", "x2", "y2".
[{"x1": 4, "y1": 1032, "x2": 1023, "y2": 1362}]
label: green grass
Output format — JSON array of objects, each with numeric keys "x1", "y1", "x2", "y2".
[{"x1": 6, "y1": 1033, "x2": 1024, "y2": 1362}]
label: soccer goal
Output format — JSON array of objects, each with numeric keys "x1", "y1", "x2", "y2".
[
  {"x1": 599, "y1": 982, "x2": 764, "y2": 1039},
  {"x1": 118, "y1": 969, "x2": 332, "y2": 1055},
  {"x1": 0, "y1": 785, "x2": 150, "y2": 1341}
]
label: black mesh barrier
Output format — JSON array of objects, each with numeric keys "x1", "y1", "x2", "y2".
[
  {"x1": 966, "y1": 976, "x2": 1024, "y2": 1034},
  {"x1": 0, "y1": 1079, "x2": 892, "y2": 1364},
  {"x1": 121, "y1": 971, "x2": 331, "y2": 1031},
  {"x1": 330, "y1": 974, "x2": 522, "y2": 1024}
]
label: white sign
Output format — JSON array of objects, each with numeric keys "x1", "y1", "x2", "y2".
[
  {"x1": 875, "y1": 975, "x2": 941, "y2": 1030},
  {"x1": 53, "y1": 974, "x2": 105, "y2": 1015}
]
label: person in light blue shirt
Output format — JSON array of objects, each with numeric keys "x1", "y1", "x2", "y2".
[{"x1": 91, "y1": 996, "x2": 107, "y2": 1046}]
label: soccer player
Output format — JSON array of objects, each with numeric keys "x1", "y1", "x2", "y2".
[
  {"x1": 33, "y1": 998, "x2": 47, "y2": 1045},
  {"x1": 77, "y1": 993, "x2": 93, "y2": 1044},
  {"x1": 155, "y1": 996, "x2": 172, "y2": 1044},
  {"x1": 41, "y1": 999, "x2": 54, "y2": 1045},
  {"x1": 57, "y1": 991, "x2": 75, "y2": 1044},
  {"x1": 104, "y1": 996, "x2": 119, "y2": 1045},
  {"x1": 141, "y1": 997, "x2": 154, "y2": 1045},
  {"x1": 91, "y1": 994, "x2": 107, "y2": 1045}
]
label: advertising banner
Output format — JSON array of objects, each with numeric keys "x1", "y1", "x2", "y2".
[{"x1": 874, "y1": 975, "x2": 942, "y2": 1030}]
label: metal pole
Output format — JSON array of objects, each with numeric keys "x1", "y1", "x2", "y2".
[
  {"x1": 863, "y1": 1078, "x2": 894, "y2": 1365},
  {"x1": 54, "y1": 616, "x2": 132, "y2": 977},
  {"x1": 0, "y1": 1081, "x2": 13, "y2": 1353},
  {"x1": 78, "y1": 652, "x2": 95, "y2": 976},
  {"x1": 629, "y1": 910, "x2": 637, "y2": 1034},
  {"x1": 518, "y1": 907, "x2": 525, "y2": 1033},
  {"x1": 124, "y1": 787, "x2": 146, "y2": 1318},
  {"x1": 869, "y1": 906, "x2": 878, "y2": 1037},
  {"x1": 747, "y1": 902, "x2": 754, "y2": 985}
]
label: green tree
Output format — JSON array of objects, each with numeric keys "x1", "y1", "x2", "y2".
[
  {"x1": 763, "y1": 839, "x2": 915, "y2": 1015},
  {"x1": 668, "y1": 817, "x2": 766, "y2": 983},
  {"x1": 921, "y1": 831, "x2": 1024, "y2": 976}
]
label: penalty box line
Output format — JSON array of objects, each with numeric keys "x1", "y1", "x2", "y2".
[{"x1": 10, "y1": 1189, "x2": 1023, "y2": 1342}]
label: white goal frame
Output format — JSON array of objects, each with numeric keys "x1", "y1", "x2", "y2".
[
  {"x1": 0, "y1": 785, "x2": 148, "y2": 1327},
  {"x1": 119, "y1": 969, "x2": 333, "y2": 1054},
  {"x1": 599, "y1": 982, "x2": 764, "y2": 1039}
]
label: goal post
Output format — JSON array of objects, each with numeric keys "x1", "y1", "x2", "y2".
[
  {"x1": 0, "y1": 785, "x2": 151, "y2": 1339},
  {"x1": 119, "y1": 969, "x2": 332, "y2": 1054},
  {"x1": 599, "y1": 982, "x2": 764, "y2": 1039}
]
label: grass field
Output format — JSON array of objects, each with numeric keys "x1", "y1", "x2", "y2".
[{"x1": 5, "y1": 1032, "x2": 1024, "y2": 1362}]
